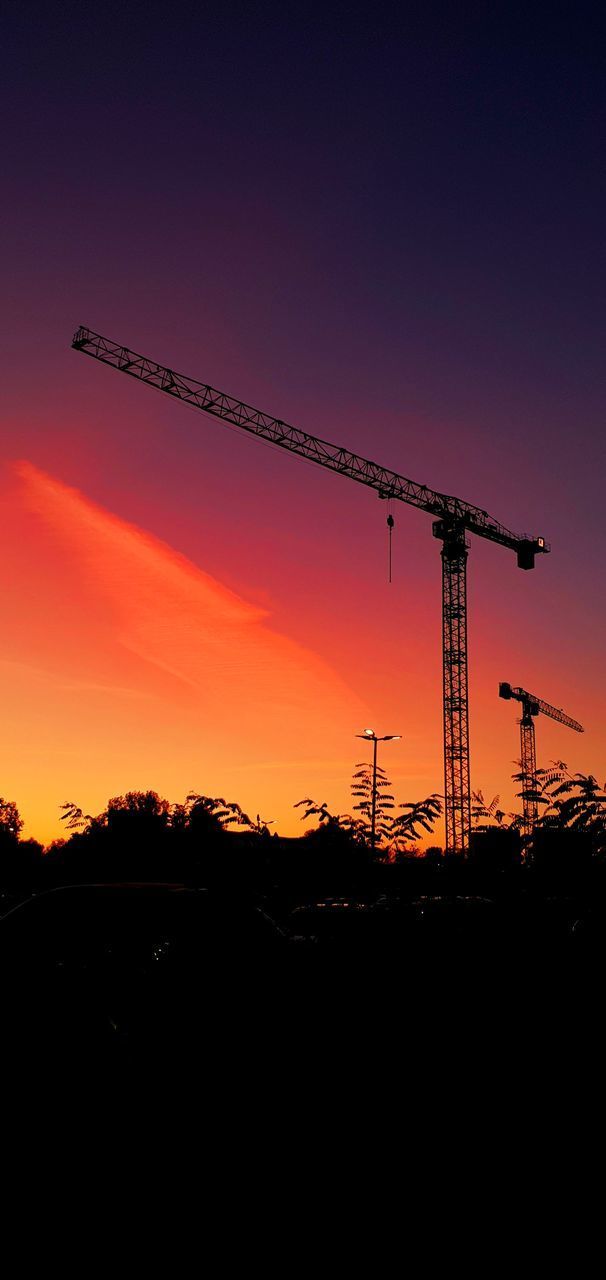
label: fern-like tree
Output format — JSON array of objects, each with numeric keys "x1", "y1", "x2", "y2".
[
  {"x1": 294, "y1": 798, "x2": 338, "y2": 827},
  {"x1": 351, "y1": 763, "x2": 395, "y2": 851},
  {"x1": 533, "y1": 763, "x2": 606, "y2": 857},
  {"x1": 511, "y1": 759, "x2": 550, "y2": 839},
  {"x1": 295, "y1": 780, "x2": 442, "y2": 861},
  {"x1": 294, "y1": 798, "x2": 363, "y2": 842},
  {"x1": 352, "y1": 762, "x2": 442, "y2": 858},
  {"x1": 471, "y1": 790, "x2": 507, "y2": 829},
  {"x1": 391, "y1": 794, "x2": 443, "y2": 855}
]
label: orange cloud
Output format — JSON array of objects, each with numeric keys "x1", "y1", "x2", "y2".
[{"x1": 0, "y1": 462, "x2": 368, "y2": 842}]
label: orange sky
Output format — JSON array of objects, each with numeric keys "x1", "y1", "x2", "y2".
[
  {"x1": 0, "y1": 450, "x2": 602, "y2": 849},
  {"x1": 1, "y1": 460, "x2": 377, "y2": 843}
]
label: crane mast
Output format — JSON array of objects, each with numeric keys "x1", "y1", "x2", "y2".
[
  {"x1": 72, "y1": 325, "x2": 549, "y2": 855},
  {"x1": 499, "y1": 683, "x2": 583, "y2": 839}
]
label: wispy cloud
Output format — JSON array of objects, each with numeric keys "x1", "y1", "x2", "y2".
[{"x1": 2, "y1": 462, "x2": 368, "y2": 841}]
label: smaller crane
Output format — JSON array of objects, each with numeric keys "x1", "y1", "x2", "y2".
[{"x1": 499, "y1": 682, "x2": 584, "y2": 838}]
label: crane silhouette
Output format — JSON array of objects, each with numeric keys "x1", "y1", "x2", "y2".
[
  {"x1": 499, "y1": 682, "x2": 583, "y2": 839},
  {"x1": 72, "y1": 325, "x2": 549, "y2": 854}
]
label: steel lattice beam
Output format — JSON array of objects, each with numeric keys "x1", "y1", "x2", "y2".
[
  {"x1": 499, "y1": 684, "x2": 583, "y2": 734},
  {"x1": 441, "y1": 525, "x2": 471, "y2": 854},
  {"x1": 72, "y1": 328, "x2": 549, "y2": 564},
  {"x1": 520, "y1": 714, "x2": 539, "y2": 840}
]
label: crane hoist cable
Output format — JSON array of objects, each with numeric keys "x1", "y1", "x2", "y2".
[{"x1": 387, "y1": 500, "x2": 395, "y2": 583}]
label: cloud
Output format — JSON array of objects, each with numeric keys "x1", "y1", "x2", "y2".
[{"x1": 11, "y1": 459, "x2": 366, "y2": 746}]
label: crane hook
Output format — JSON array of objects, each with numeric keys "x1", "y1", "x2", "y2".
[{"x1": 387, "y1": 502, "x2": 395, "y2": 583}]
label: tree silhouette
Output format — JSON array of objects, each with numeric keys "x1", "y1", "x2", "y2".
[
  {"x1": 295, "y1": 798, "x2": 345, "y2": 827},
  {"x1": 533, "y1": 763, "x2": 606, "y2": 856},
  {"x1": 0, "y1": 798, "x2": 23, "y2": 843},
  {"x1": 0, "y1": 799, "x2": 43, "y2": 893},
  {"x1": 294, "y1": 798, "x2": 363, "y2": 840},
  {"x1": 391, "y1": 794, "x2": 443, "y2": 851},
  {"x1": 58, "y1": 790, "x2": 257, "y2": 860},
  {"x1": 106, "y1": 791, "x2": 170, "y2": 822},
  {"x1": 297, "y1": 774, "x2": 442, "y2": 859},
  {"x1": 253, "y1": 814, "x2": 274, "y2": 836},
  {"x1": 511, "y1": 758, "x2": 550, "y2": 831},
  {"x1": 60, "y1": 801, "x2": 94, "y2": 832},
  {"x1": 471, "y1": 790, "x2": 506, "y2": 828},
  {"x1": 351, "y1": 763, "x2": 395, "y2": 850},
  {"x1": 185, "y1": 793, "x2": 254, "y2": 832}
]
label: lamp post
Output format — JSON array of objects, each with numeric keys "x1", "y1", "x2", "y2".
[{"x1": 355, "y1": 728, "x2": 401, "y2": 851}]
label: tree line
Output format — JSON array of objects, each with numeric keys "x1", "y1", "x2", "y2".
[{"x1": 1, "y1": 757, "x2": 605, "y2": 899}]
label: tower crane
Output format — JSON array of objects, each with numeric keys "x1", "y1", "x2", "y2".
[
  {"x1": 499, "y1": 682, "x2": 583, "y2": 838},
  {"x1": 71, "y1": 325, "x2": 550, "y2": 855}
]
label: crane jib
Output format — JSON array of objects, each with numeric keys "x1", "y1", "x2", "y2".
[
  {"x1": 72, "y1": 326, "x2": 549, "y2": 566},
  {"x1": 499, "y1": 683, "x2": 583, "y2": 733}
]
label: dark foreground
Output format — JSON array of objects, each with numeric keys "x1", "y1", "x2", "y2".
[{"x1": 2, "y1": 878, "x2": 605, "y2": 1053}]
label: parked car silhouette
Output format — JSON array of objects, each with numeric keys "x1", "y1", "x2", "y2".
[{"x1": 0, "y1": 883, "x2": 288, "y2": 1043}]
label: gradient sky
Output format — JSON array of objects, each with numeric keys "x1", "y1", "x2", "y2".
[{"x1": 2, "y1": 2, "x2": 605, "y2": 844}]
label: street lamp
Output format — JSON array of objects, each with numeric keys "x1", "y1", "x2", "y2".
[{"x1": 355, "y1": 728, "x2": 402, "y2": 851}]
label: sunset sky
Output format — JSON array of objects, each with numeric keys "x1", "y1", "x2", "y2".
[{"x1": 2, "y1": 3, "x2": 605, "y2": 845}]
